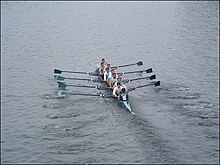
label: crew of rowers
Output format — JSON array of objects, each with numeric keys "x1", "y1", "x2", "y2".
[{"x1": 99, "y1": 59, "x2": 128, "y2": 101}]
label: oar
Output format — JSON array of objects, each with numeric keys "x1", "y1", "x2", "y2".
[
  {"x1": 54, "y1": 69, "x2": 99, "y2": 76},
  {"x1": 111, "y1": 61, "x2": 143, "y2": 69},
  {"x1": 118, "y1": 68, "x2": 153, "y2": 76},
  {"x1": 57, "y1": 82, "x2": 109, "y2": 90},
  {"x1": 123, "y1": 74, "x2": 156, "y2": 83},
  {"x1": 56, "y1": 75, "x2": 104, "y2": 82},
  {"x1": 59, "y1": 91, "x2": 115, "y2": 98},
  {"x1": 128, "y1": 81, "x2": 160, "y2": 92}
]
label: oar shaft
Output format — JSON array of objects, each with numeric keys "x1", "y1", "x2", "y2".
[
  {"x1": 63, "y1": 71, "x2": 87, "y2": 74},
  {"x1": 129, "y1": 77, "x2": 149, "y2": 82},
  {"x1": 128, "y1": 81, "x2": 160, "y2": 92},
  {"x1": 118, "y1": 68, "x2": 153, "y2": 75},
  {"x1": 64, "y1": 71, "x2": 99, "y2": 76},
  {"x1": 60, "y1": 91, "x2": 115, "y2": 98},
  {"x1": 60, "y1": 91, "x2": 103, "y2": 97},
  {"x1": 123, "y1": 70, "x2": 143, "y2": 74},
  {"x1": 111, "y1": 61, "x2": 143, "y2": 69},
  {"x1": 58, "y1": 82, "x2": 109, "y2": 90},
  {"x1": 118, "y1": 63, "x2": 137, "y2": 68},
  {"x1": 66, "y1": 77, "x2": 92, "y2": 81},
  {"x1": 54, "y1": 69, "x2": 99, "y2": 76},
  {"x1": 67, "y1": 84, "x2": 98, "y2": 88}
]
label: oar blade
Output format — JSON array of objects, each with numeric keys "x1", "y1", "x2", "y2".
[
  {"x1": 154, "y1": 81, "x2": 160, "y2": 86},
  {"x1": 137, "y1": 61, "x2": 143, "y2": 66},
  {"x1": 58, "y1": 82, "x2": 67, "y2": 89},
  {"x1": 145, "y1": 68, "x2": 153, "y2": 73},
  {"x1": 57, "y1": 76, "x2": 65, "y2": 81},
  {"x1": 54, "y1": 69, "x2": 62, "y2": 74},
  {"x1": 149, "y1": 74, "x2": 156, "y2": 80}
]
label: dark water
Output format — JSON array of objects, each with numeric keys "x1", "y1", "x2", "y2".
[{"x1": 1, "y1": 1, "x2": 219, "y2": 164}]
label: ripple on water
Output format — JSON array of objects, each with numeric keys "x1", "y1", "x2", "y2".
[
  {"x1": 42, "y1": 102, "x2": 75, "y2": 109},
  {"x1": 46, "y1": 113, "x2": 80, "y2": 119},
  {"x1": 168, "y1": 93, "x2": 200, "y2": 99},
  {"x1": 43, "y1": 124, "x2": 83, "y2": 132},
  {"x1": 178, "y1": 101, "x2": 213, "y2": 109},
  {"x1": 197, "y1": 120, "x2": 219, "y2": 127},
  {"x1": 40, "y1": 93, "x2": 66, "y2": 99},
  {"x1": 166, "y1": 86, "x2": 190, "y2": 91},
  {"x1": 50, "y1": 141, "x2": 94, "y2": 155}
]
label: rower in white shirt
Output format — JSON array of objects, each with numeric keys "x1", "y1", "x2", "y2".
[
  {"x1": 113, "y1": 76, "x2": 128, "y2": 93},
  {"x1": 104, "y1": 67, "x2": 112, "y2": 86},
  {"x1": 106, "y1": 63, "x2": 111, "y2": 71},
  {"x1": 99, "y1": 61, "x2": 106, "y2": 79},
  {"x1": 108, "y1": 69, "x2": 118, "y2": 79},
  {"x1": 113, "y1": 82, "x2": 124, "y2": 97},
  {"x1": 109, "y1": 72, "x2": 118, "y2": 89}
]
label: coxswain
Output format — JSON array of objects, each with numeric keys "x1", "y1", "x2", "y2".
[
  {"x1": 101, "y1": 58, "x2": 108, "y2": 66},
  {"x1": 113, "y1": 82, "x2": 123, "y2": 97},
  {"x1": 118, "y1": 88, "x2": 129, "y2": 101}
]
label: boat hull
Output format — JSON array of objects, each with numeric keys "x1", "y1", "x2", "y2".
[{"x1": 96, "y1": 65, "x2": 134, "y2": 114}]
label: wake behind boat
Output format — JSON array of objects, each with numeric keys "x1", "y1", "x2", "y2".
[{"x1": 54, "y1": 60, "x2": 160, "y2": 115}]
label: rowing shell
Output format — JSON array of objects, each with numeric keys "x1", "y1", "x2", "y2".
[{"x1": 96, "y1": 65, "x2": 135, "y2": 115}]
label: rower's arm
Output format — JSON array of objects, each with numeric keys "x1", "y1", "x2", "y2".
[
  {"x1": 112, "y1": 88, "x2": 118, "y2": 97},
  {"x1": 104, "y1": 73, "x2": 107, "y2": 81}
]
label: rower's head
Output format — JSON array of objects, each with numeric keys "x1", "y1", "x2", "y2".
[
  {"x1": 112, "y1": 73, "x2": 116, "y2": 78},
  {"x1": 105, "y1": 67, "x2": 110, "y2": 72},
  {"x1": 107, "y1": 63, "x2": 110, "y2": 68},
  {"x1": 101, "y1": 58, "x2": 105, "y2": 62},
  {"x1": 121, "y1": 88, "x2": 126, "y2": 93},
  {"x1": 117, "y1": 77, "x2": 122, "y2": 83},
  {"x1": 101, "y1": 61, "x2": 105, "y2": 67},
  {"x1": 117, "y1": 82, "x2": 121, "y2": 87}
]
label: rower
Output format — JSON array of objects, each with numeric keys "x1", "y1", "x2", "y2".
[
  {"x1": 113, "y1": 76, "x2": 128, "y2": 93},
  {"x1": 108, "y1": 72, "x2": 118, "y2": 89},
  {"x1": 108, "y1": 69, "x2": 118, "y2": 79},
  {"x1": 99, "y1": 61, "x2": 106, "y2": 78},
  {"x1": 113, "y1": 82, "x2": 123, "y2": 97},
  {"x1": 104, "y1": 67, "x2": 111, "y2": 86},
  {"x1": 118, "y1": 88, "x2": 129, "y2": 101},
  {"x1": 106, "y1": 63, "x2": 111, "y2": 71}
]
